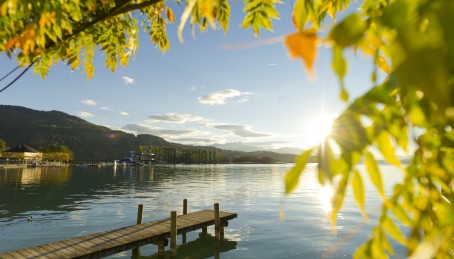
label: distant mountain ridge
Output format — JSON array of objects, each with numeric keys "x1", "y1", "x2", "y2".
[
  {"x1": 0, "y1": 105, "x2": 297, "y2": 162},
  {"x1": 213, "y1": 142, "x2": 303, "y2": 155}
]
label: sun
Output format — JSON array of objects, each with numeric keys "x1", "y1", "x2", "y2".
[{"x1": 305, "y1": 114, "x2": 336, "y2": 146}]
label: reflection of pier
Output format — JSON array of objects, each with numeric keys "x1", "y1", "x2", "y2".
[
  {"x1": 0, "y1": 201, "x2": 237, "y2": 258},
  {"x1": 138, "y1": 232, "x2": 237, "y2": 259}
]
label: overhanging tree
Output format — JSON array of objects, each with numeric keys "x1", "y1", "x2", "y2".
[{"x1": 1, "y1": 0, "x2": 453, "y2": 257}]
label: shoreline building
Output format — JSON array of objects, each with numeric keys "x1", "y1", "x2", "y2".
[{"x1": 0, "y1": 144, "x2": 43, "y2": 165}]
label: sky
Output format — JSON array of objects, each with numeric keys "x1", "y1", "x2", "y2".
[{"x1": 0, "y1": 1, "x2": 378, "y2": 151}]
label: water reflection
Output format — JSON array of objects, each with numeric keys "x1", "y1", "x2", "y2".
[
  {"x1": 0, "y1": 164, "x2": 406, "y2": 257},
  {"x1": 136, "y1": 233, "x2": 237, "y2": 259}
]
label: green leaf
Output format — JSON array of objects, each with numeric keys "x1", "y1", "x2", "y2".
[
  {"x1": 364, "y1": 151, "x2": 384, "y2": 198},
  {"x1": 285, "y1": 148, "x2": 313, "y2": 194},
  {"x1": 329, "y1": 13, "x2": 366, "y2": 47},
  {"x1": 382, "y1": 215, "x2": 407, "y2": 245},
  {"x1": 332, "y1": 46, "x2": 346, "y2": 79},
  {"x1": 352, "y1": 169, "x2": 367, "y2": 219}
]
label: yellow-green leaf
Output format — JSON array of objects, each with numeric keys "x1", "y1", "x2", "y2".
[
  {"x1": 285, "y1": 148, "x2": 313, "y2": 194},
  {"x1": 365, "y1": 151, "x2": 384, "y2": 197},
  {"x1": 352, "y1": 169, "x2": 367, "y2": 219},
  {"x1": 376, "y1": 131, "x2": 401, "y2": 167},
  {"x1": 382, "y1": 215, "x2": 407, "y2": 245}
]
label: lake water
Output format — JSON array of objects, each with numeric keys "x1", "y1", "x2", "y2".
[{"x1": 0, "y1": 164, "x2": 405, "y2": 258}]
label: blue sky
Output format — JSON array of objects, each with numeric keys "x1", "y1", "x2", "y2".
[{"x1": 0, "y1": 1, "x2": 376, "y2": 151}]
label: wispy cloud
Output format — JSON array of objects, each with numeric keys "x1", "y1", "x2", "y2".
[
  {"x1": 170, "y1": 138, "x2": 218, "y2": 145},
  {"x1": 122, "y1": 76, "x2": 135, "y2": 85},
  {"x1": 122, "y1": 124, "x2": 194, "y2": 137},
  {"x1": 101, "y1": 106, "x2": 110, "y2": 111},
  {"x1": 198, "y1": 89, "x2": 252, "y2": 105},
  {"x1": 81, "y1": 99, "x2": 97, "y2": 106},
  {"x1": 268, "y1": 63, "x2": 278, "y2": 66},
  {"x1": 78, "y1": 111, "x2": 94, "y2": 118},
  {"x1": 147, "y1": 113, "x2": 206, "y2": 124},
  {"x1": 119, "y1": 111, "x2": 129, "y2": 116},
  {"x1": 213, "y1": 124, "x2": 271, "y2": 137}
]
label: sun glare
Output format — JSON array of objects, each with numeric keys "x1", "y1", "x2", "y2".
[{"x1": 305, "y1": 114, "x2": 335, "y2": 146}]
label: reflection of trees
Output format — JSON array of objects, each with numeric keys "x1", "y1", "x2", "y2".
[
  {"x1": 138, "y1": 233, "x2": 237, "y2": 259},
  {"x1": 1, "y1": 167, "x2": 71, "y2": 186},
  {"x1": 0, "y1": 166, "x2": 168, "y2": 222}
]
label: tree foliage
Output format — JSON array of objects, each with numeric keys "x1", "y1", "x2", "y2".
[
  {"x1": 283, "y1": 0, "x2": 454, "y2": 258},
  {"x1": 0, "y1": 139, "x2": 8, "y2": 152},
  {"x1": 39, "y1": 144, "x2": 74, "y2": 161},
  {"x1": 1, "y1": 0, "x2": 454, "y2": 257}
]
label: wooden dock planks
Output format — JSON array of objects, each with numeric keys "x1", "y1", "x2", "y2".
[{"x1": 0, "y1": 209, "x2": 237, "y2": 259}]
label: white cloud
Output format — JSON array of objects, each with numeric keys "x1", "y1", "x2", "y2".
[
  {"x1": 119, "y1": 111, "x2": 129, "y2": 116},
  {"x1": 81, "y1": 99, "x2": 97, "y2": 106},
  {"x1": 147, "y1": 113, "x2": 206, "y2": 124},
  {"x1": 213, "y1": 124, "x2": 271, "y2": 137},
  {"x1": 78, "y1": 111, "x2": 94, "y2": 118},
  {"x1": 101, "y1": 106, "x2": 110, "y2": 111},
  {"x1": 268, "y1": 63, "x2": 278, "y2": 66},
  {"x1": 122, "y1": 124, "x2": 195, "y2": 137},
  {"x1": 198, "y1": 89, "x2": 252, "y2": 105},
  {"x1": 122, "y1": 76, "x2": 135, "y2": 85}
]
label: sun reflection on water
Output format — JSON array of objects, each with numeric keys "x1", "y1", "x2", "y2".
[{"x1": 318, "y1": 185, "x2": 334, "y2": 213}]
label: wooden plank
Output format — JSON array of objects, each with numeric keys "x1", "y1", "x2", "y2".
[
  {"x1": 26, "y1": 245, "x2": 52, "y2": 259},
  {"x1": 38, "y1": 244, "x2": 71, "y2": 258},
  {"x1": 3, "y1": 251, "x2": 26, "y2": 259},
  {"x1": 16, "y1": 247, "x2": 35, "y2": 258},
  {"x1": 31, "y1": 244, "x2": 65, "y2": 258}
]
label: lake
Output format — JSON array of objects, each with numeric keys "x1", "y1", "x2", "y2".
[{"x1": 0, "y1": 164, "x2": 405, "y2": 258}]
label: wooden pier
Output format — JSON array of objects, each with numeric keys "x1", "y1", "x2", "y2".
[{"x1": 0, "y1": 201, "x2": 237, "y2": 258}]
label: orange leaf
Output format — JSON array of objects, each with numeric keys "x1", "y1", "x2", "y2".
[
  {"x1": 285, "y1": 31, "x2": 318, "y2": 78},
  {"x1": 5, "y1": 36, "x2": 19, "y2": 49},
  {"x1": 166, "y1": 7, "x2": 175, "y2": 24}
]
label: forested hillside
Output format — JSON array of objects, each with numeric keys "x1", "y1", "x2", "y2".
[{"x1": 0, "y1": 105, "x2": 296, "y2": 163}]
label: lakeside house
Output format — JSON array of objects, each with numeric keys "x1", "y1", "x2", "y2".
[{"x1": 0, "y1": 144, "x2": 43, "y2": 165}]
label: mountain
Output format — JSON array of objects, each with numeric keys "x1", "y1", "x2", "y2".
[
  {"x1": 0, "y1": 105, "x2": 172, "y2": 161},
  {"x1": 0, "y1": 105, "x2": 297, "y2": 163},
  {"x1": 213, "y1": 142, "x2": 260, "y2": 152},
  {"x1": 213, "y1": 142, "x2": 303, "y2": 155}
]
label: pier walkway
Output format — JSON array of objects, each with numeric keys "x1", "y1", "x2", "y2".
[{"x1": 1, "y1": 202, "x2": 236, "y2": 258}]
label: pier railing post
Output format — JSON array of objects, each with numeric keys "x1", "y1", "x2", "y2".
[
  {"x1": 136, "y1": 204, "x2": 144, "y2": 225},
  {"x1": 182, "y1": 199, "x2": 188, "y2": 244},
  {"x1": 170, "y1": 211, "x2": 177, "y2": 256},
  {"x1": 214, "y1": 203, "x2": 220, "y2": 239}
]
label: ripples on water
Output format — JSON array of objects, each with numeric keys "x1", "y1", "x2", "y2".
[{"x1": 0, "y1": 164, "x2": 405, "y2": 258}]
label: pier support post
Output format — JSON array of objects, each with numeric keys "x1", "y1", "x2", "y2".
[
  {"x1": 214, "y1": 203, "x2": 220, "y2": 239},
  {"x1": 132, "y1": 204, "x2": 144, "y2": 257},
  {"x1": 136, "y1": 204, "x2": 144, "y2": 225},
  {"x1": 170, "y1": 211, "x2": 177, "y2": 256},
  {"x1": 157, "y1": 240, "x2": 167, "y2": 256},
  {"x1": 182, "y1": 199, "x2": 188, "y2": 244},
  {"x1": 183, "y1": 199, "x2": 188, "y2": 215}
]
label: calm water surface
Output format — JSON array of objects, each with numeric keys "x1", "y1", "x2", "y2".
[{"x1": 0, "y1": 164, "x2": 405, "y2": 258}]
